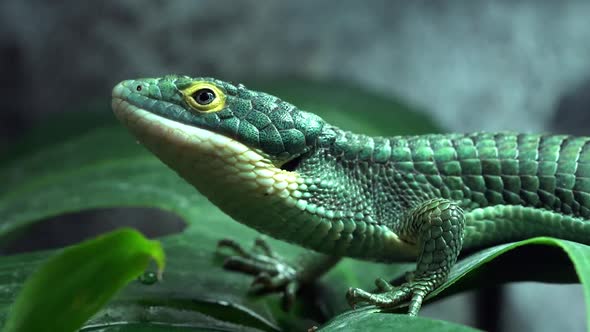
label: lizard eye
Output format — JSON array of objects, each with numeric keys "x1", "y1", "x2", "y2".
[
  {"x1": 192, "y1": 88, "x2": 216, "y2": 105},
  {"x1": 182, "y1": 81, "x2": 227, "y2": 113}
]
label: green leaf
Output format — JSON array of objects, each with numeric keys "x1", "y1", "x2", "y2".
[
  {"x1": 430, "y1": 238, "x2": 590, "y2": 329},
  {"x1": 2, "y1": 228, "x2": 165, "y2": 332},
  {"x1": 561, "y1": 240, "x2": 590, "y2": 329},
  {"x1": 318, "y1": 307, "x2": 481, "y2": 332}
]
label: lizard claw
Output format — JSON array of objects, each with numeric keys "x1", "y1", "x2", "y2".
[
  {"x1": 346, "y1": 278, "x2": 434, "y2": 316},
  {"x1": 218, "y1": 237, "x2": 299, "y2": 310}
]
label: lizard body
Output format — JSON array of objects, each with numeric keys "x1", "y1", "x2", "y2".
[{"x1": 112, "y1": 75, "x2": 590, "y2": 315}]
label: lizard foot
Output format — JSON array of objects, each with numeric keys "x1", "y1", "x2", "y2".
[
  {"x1": 346, "y1": 277, "x2": 435, "y2": 316},
  {"x1": 217, "y1": 237, "x2": 298, "y2": 310}
]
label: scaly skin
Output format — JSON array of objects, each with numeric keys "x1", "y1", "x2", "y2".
[{"x1": 111, "y1": 75, "x2": 590, "y2": 316}]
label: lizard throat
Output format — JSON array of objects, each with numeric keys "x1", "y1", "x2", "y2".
[{"x1": 111, "y1": 97, "x2": 305, "y2": 210}]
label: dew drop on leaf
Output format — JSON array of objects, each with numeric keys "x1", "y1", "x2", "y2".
[{"x1": 137, "y1": 271, "x2": 158, "y2": 285}]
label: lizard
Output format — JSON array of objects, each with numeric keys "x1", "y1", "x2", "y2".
[{"x1": 111, "y1": 75, "x2": 590, "y2": 316}]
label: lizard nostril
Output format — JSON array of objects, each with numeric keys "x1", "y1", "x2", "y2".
[{"x1": 136, "y1": 85, "x2": 142, "y2": 92}]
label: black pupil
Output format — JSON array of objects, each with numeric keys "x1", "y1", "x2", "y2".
[{"x1": 193, "y1": 88, "x2": 215, "y2": 105}]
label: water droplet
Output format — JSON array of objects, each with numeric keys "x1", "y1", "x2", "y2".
[{"x1": 137, "y1": 271, "x2": 158, "y2": 285}]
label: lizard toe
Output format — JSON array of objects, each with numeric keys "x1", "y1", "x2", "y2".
[{"x1": 346, "y1": 278, "x2": 434, "y2": 316}]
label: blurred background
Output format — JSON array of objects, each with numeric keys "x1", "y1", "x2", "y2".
[{"x1": 1, "y1": 1, "x2": 589, "y2": 331}]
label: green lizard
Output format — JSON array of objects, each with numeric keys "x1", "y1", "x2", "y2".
[{"x1": 111, "y1": 75, "x2": 590, "y2": 316}]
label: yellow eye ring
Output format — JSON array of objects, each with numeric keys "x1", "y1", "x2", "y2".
[{"x1": 181, "y1": 82, "x2": 226, "y2": 113}]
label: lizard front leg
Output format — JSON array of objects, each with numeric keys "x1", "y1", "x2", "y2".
[
  {"x1": 218, "y1": 237, "x2": 341, "y2": 310},
  {"x1": 347, "y1": 198, "x2": 465, "y2": 316}
]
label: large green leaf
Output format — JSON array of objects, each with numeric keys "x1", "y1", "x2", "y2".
[
  {"x1": 0, "y1": 80, "x2": 587, "y2": 331},
  {"x1": 0, "y1": 125, "x2": 288, "y2": 331},
  {"x1": 318, "y1": 307, "x2": 481, "y2": 332},
  {"x1": 3, "y1": 228, "x2": 165, "y2": 332}
]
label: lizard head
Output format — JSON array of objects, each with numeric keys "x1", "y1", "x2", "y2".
[
  {"x1": 111, "y1": 75, "x2": 328, "y2": 233},
  {"x1": 112, "y1": 75, "x2": 325, "y2": 166}
]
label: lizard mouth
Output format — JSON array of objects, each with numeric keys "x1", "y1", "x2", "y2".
[{"x1": 111, "y1": 88, "x2": 305, "y2": 204}]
